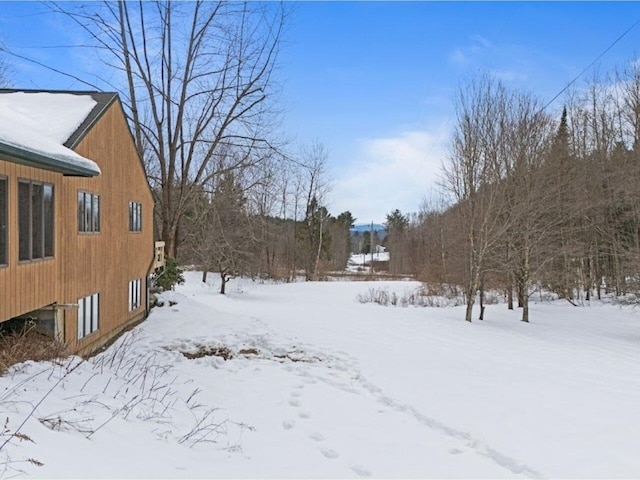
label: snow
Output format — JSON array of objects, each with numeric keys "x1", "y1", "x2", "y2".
[
  {"x1": 348, "y1": 252, "x2": 390, "y2": 265},
  {"x1": 347, "y1": 252, "x2": 391, "y2": 274},
  {"x1": 0, "y1": 92, "x2": 100, "y2": 174},
  {"x1": 1, "y1": 273, "x2": 640, "y2": 478}
]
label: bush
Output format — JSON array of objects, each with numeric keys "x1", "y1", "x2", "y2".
[
  {"x1": 357, "y1": 285, "x2": 464, "y2": 308},
  {"x1": 0, "y1": 324, "x2": 66, "y2": 376},
  {"x1": 152, "y1": 257, "x2": 185, "y2": 291}
]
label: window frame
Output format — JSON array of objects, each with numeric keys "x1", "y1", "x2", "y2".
[
  {"x1": 129, "y1": 201, "x2": 142, "y2": 232},
  {"x1": 128, "y1": 278, "x2": 142, "y2": 312},
  {"x1": 78, "y1": 191, "x2": 100, "y2": 234},
  {"x1": 0, "y1": 176, "x2": 7, "y2": 267},
  {"x1": 77, "y1": 293, "x2": 99, "y2": 339},
  {"x1": 18, "y1": 179, "x2": 55, "y2": 262}
]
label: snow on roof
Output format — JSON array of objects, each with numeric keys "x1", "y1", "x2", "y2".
[{"x1": 0, "y1": 92, "x2": 101, "y2": 175}]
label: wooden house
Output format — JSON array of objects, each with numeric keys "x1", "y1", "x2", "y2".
[{"x1": 0, "y1": 89, "x2": 155, "y2": 354}]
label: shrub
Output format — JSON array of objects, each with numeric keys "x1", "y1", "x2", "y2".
[
  {"x1": 357, "y1": 285, "x2": 464, "y2": 308},
  {"x1": 152, "y1": 257, "x2": 185, "y2": 291}
]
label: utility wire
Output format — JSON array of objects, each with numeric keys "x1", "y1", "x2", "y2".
[
  {"x1": 0, "y1": 47, "x2": 101, "y2": 91},
  {"x1": 541, "y1": 16, "x2": 640, "y2": 111}
]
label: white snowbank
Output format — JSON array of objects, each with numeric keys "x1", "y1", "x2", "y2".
[
  {"x1": 0, "y1": 92, "x2": 100, "y2": 174},
  {"x1": 1, "y1": 273, "x2": 639, "y2": 478}
]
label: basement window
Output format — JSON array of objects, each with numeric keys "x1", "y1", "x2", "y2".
[
  {"x1": 77, "y1": 293, "x2": 99, "y2": 339},
  {"x1": 129, "y1": 278, "x2": 142, "y2": 311}
]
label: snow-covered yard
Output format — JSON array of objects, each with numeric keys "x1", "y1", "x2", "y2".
[{"x1": 2, "y1": 273, "x2": 640, "y2": 478}]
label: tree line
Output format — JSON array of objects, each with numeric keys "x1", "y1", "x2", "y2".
[
  {"x1": 175, "y1": 141, "x2": 355, "y2": 291},
  {"x1": 385, "y1": 61, "x2": 640, "y2": 322}
]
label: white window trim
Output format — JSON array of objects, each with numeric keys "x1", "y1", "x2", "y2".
[
  {"x1": 129, "y1": 278, "x2": 142, "y2": 312},
  {"x1": 78, "y1": 293, "x2": 99, "y2": 339}
]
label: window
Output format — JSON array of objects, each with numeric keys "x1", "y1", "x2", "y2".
[
  {"x1": 19, "y1": 180, "x2": 54, "y2": 261},
  {"x1": 129, "y1": 278, "x2": 142, "y2": 311},
  {"x1": 77, "y1": 293, "x2": 99, "y2": 339},
  {"x1": 129, "y1": 201, "x2": 142, "y2": 232},
  {"x1": 0, "y1": 176, "x2": 7, "y2": 266},
  {"x1": 78, "y1": 191, "x2": 100, "y2": 233}
]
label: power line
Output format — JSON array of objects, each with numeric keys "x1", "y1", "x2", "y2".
[
  {"x1": 0, "y1": 47, "x2": 101, "y2": 91},
  {"x1": 541, "y1": 16, "x2": 640, "y2": 111}
]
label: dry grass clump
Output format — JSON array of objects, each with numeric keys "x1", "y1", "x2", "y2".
[
  {"x1": 0, "y1": 325, "x2": 66, "y2": 376},
  {"x1": 181, "y1": 344, "x2": 234, "y2": 361}
]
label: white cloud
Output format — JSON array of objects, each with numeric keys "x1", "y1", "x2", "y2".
[
  {"x1": 449, "y1": 48, "x2": 467, "y2": 66},
  {"x1": 331, "y1": 127, "x2": 449, "y2": 223},
  {"x1": 449, "y1": 35, "x2": 493, "y2": 67},
  {"x1": 470, "y1": 35, "x2": 493, "y2": 49}
]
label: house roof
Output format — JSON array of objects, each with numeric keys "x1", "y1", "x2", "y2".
[{"x1": 0, "y1": 89, "x2": 118, "y2": 177}]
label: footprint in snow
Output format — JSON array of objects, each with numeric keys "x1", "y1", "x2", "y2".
[
  {"x1": 298, "y1": 411, "x2": 311, "y2": 419},
  {"x1": 449, "y1": 448, "x2": 464, "y2": 455},
  {"x1": 282, "y1": 420, "x2": 295, "y2": 430},
  {"x1": 290, "y1": 390, "x2": 303, "y2": 398},
  {"x1": 308, "y1": 432, "x2": 324, "y2": 441},
  {"x1": 350, "y1": 465, "x2": 372, "y2": 478},
  {"x1": 319, "y1": 448, "x2": 339, "y2": 460},
  {"x1": 288, "y1": 399, "x2": 301, "y2": 407}
]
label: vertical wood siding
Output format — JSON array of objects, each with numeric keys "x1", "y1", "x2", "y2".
[
  {"x1": 0, "y1": 161, "x2": 61, "y2": 322},
  {"x1": 62, "y1": 101, "x2": 154, "y2": 352}
]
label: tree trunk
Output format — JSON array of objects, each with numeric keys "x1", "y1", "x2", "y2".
[
  {"x1": 465, "y1": 296, "x2": 474, "y2": 323},
  {"x1": 465, "y1": 269, "x2": 476, "y2": 323},
  {"x1": 521, "y1": 237, "x2": 530, "y2": 323},
  {"x1": 479, "y1": 285, "x2": 485, "y2": 320},
  {"x1": 202, "y1": 270, "x2": 208, "y2": 283},
  {"x1": 313, "y1": 216, "x2": 324, "y2": 280},
  {"x1": 440, "y1": 223, "x2": 447, "y2": 285},
  {"x1": 517, "y1": 275, "x2": 524, "y2": 308},
  {"x1": 220, "y1": 271, "x2": 227, "y2": 295},
  {"x1": 506, "y1": 242, "x2": 514, "y2": 310},
  {"x1": 162, "y1": 218, "x2": 178, "y2": 259}
]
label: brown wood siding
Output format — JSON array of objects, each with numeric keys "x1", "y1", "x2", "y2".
[
  {"x1": 61, "y1": 100, "x2": 154, "y2": 353},
  {"x1": 0, "y1": 160, "x2": 62, "y2": 322}
]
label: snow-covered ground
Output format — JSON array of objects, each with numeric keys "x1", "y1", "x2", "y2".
[
  {"x1": 348, "y1": 252, "x2": 390, "y2": 265},
  {"x1": 2, "y1": 273, "x2": 640, "y2": 478},
  {"x1": 347, "y1": 252, "x2": 390, "y2": 274}
]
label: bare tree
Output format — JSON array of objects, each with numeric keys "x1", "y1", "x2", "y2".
[
  {"x1": 443, "y1": 76, "x2": 511, "y2": 322},
  {"x1": 500, "y1": 92, "x2": 554, "y2": 322},
  {"x1": 54, "y1": 1, "x2": 287, "y2": 257},
  {"x1": 297, "y1": 141, "x2": 331, "y2": 280},
  {"x1": 192, "y1": 170, "x2": 259, "y2": 294},
  {"x1": 0, "y1": 49, "x2": 10, "y2": 87}
]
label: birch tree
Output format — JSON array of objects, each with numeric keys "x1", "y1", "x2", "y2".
[
  {"x1": 297, "y1": 141, "x2": 331, "y2": 280},
  {"x1": 443, "y1": 76, "x2": 511, "y2": 322}
]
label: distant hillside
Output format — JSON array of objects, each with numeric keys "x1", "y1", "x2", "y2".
[{"x1": 350, "y1": 223, "x2": 387, "y2": 237}]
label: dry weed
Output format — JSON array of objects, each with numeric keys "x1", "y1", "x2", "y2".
[{"x1": 0, "y1": 325, "x2": 66, "y2": 376}]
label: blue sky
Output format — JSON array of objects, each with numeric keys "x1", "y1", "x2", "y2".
[{"x1": 2, "y1": 2, "x2": 640, "y2": 223}]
